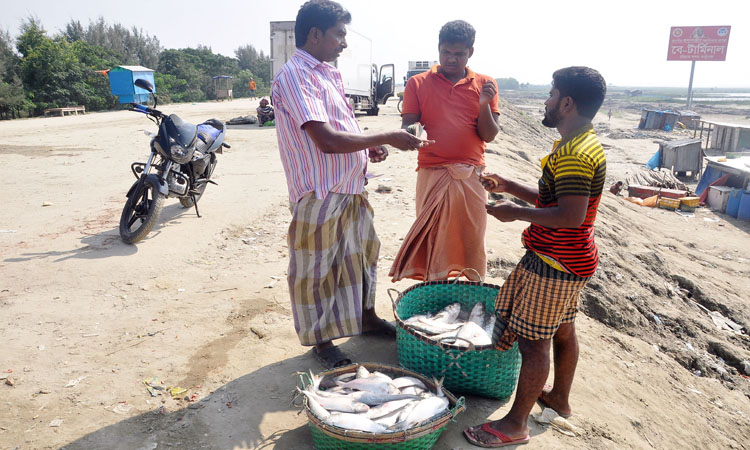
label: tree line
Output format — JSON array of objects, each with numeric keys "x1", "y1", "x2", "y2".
[{"x1": 0, "y1": 17, "x2": 271, "y2": 119}]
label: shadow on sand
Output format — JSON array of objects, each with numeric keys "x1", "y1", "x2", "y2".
[{"x1": 61, "y1": 333, "x2": 531, "y2": 449}]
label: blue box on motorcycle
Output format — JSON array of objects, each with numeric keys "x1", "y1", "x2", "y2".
[{"x1": 109, "y1": 66, "x2": 155, "y2": 104}]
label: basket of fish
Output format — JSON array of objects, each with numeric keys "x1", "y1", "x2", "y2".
[
  {"x1": 297, "y1": 363, "x2": 465, "y2": 449},
  {"x1": 389, "y1": 276, "x2": 521, "y2": 399}
]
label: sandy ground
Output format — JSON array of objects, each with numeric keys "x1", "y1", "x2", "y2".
[{"x1": 1, "y1": 96, "x2": 749, "y2": 450}]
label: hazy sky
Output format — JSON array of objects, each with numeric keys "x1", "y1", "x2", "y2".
[{"x1": 3, "y1": 0, "x2": 748, "y2": 88}]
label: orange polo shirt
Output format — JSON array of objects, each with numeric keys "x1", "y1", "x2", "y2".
[{"x1": 402, "y1": 65, "x2": 500, "y2": 168}]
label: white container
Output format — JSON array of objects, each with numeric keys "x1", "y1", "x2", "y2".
[{"x1": 707, "y1": 186, "x2": 734, "y2": 212}]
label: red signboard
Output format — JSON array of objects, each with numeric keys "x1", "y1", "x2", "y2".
[{"x1": 667, "y1": 26, "x2": 731, "y2": 61}]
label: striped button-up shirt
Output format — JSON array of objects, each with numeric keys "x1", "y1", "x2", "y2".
[{"x1": 272, "y1": 49, "x2": 367, "y2": 203}]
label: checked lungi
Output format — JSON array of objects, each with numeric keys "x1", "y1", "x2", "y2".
[
  {"x1": 287, "y1": 192, "x2": 380, "y2": 346},
  {"x1": 493, "y1": 251, "x2": 589, "y2": 351}
]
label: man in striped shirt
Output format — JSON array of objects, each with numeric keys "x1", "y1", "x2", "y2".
[
  {"x1": 272, "y1": 0, "x2": 431, "y2": 369},
  {"x1": 465, "y1": 67, "x2": 607, "y2": 447}
]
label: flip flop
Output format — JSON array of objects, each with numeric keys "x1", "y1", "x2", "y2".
[
  {"x1": 536, "y1": 384, "x2": 572, "y2": 419},
  {"x1": 463, "y1": 422, "x2": 530, "y2": 448},
  {"x1": 312, "y1": 346, "x2": 352, "y2": 369},
  {"x1": 361, "y1": 319, "x2": 397, "y2": 338}
]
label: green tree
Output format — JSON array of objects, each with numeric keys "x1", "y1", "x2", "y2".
[
  {"x1": 0, "y1": 28, "x2": 27, "y2": 118},
  {"x1": 235, "y1": 44, "x2": 271, "y2": 85},
  {"x1": 16, "y1": 20, "x2": 89, "y2": 115},
  {"x1": 496, "y1": 77, "x2": 520, "y2": 90}
]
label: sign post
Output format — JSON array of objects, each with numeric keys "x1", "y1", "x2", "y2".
[{"x1": 667, "y1": 26, "x2": 731, "y2": 109}]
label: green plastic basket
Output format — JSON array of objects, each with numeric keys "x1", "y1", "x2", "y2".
[
  {"x1": 299, "y1": 363, "x2": 465, "y2": 449},
  {"x1": 389, "y1": 277, "x2": 522, "y2": 399}
]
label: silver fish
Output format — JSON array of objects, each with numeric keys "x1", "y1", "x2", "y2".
[
  {"x1": 406, "y1": 318, "x2": 463, "y2": 335},
  {"x1": 336, "y1": 378, "x2": 394, "y2": 395},
  {"x1": 366, "y1": 399, "x2": 414, "y2": 420},
  {"x1": 395, "y1": 396, "x2": 449, "y2": 429},
  {"x1": 351, "y1": 392, "x2": 420, "y2": 406},
  {"x1": 431, "y1": 303, "x2": 462, "y2": 324},
  {"x1": 391, "y1": 376, "x2": 427, "y2": 390},
  {"x1": 324, "y1": 412, "x2": 388, "y2": 433},
  {"x1": 305, "y1": 394, "x2": 330, "y2": 420},
  {"x1": 299, "y1": 389, "x2": 369, "y2": 413},
  {"x1": 468, "y1": 302, "x2": 485, "y2": 327},
  {"x1": 456, "y1": 321, "x2": 492, "y2": 346}
]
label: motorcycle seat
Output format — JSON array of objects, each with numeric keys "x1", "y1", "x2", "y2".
[
  {"x1": 196, "y1": 119, "x2": 224, "y2": 153},
  {"x1": 166, "y1": 114, "x2": 197, "y2": 147}
]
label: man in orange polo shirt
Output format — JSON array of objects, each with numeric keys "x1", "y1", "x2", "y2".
[{"x1": 389, "y1": 20, "x2": 500, "y2": 282}]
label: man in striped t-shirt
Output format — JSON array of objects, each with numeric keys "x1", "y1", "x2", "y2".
[
  {"x1": 272, "y1": 1, "x2": 431, "y2": 369},
  {"x1": 465, "y1": 67, "x2": 606, "y2": 448}
]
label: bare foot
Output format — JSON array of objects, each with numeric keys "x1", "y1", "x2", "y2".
[{"x1": 538, "y1": 386, "x2": 572, "y2": 417}]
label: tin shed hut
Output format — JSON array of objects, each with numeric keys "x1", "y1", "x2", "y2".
[
  {"x1": 213, "y1": 75, "x2": 233, "y2": 101},
  {"x1": 108, "y1": 66, "x2": 155, "y2": 104}
]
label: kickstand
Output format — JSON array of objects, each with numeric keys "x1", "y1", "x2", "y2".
[{"x1": 192, "y1": 194, "x2": 201, "y2": 217}]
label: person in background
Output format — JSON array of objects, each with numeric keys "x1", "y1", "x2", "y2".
[
  {"x1": 248, "y1": 77, "x2": 257, "y2": 99},
  {"x1": 271, "y1": 0, "x2": 432, "y2": 369},
  {"x1": 256, "y1": 98, "x2": 275, "y2": 127},
  {"x1": 389, "y1": 20, "x2": 501, "y2": 283},
  {"x1": 464, "y1": 66, "x2": 607, "y2": 448}
]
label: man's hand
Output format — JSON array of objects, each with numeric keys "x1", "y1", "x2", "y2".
[
  {"x1": 486, "y1": 200, "x2": 520, "y2": 222},
  {"x1": 389, "y1": 130, "x2": 434, "y2": 151},
  {"x1": 479, "y1": 173, "x2": 510, "y2": 193},
  {"x1": 368, "y1": 146, "x2": 388, "y2": 163},
  {"x1": 479, "y1": 81, "x2": 497, "y2": 107}
]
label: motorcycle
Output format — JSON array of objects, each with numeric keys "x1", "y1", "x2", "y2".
[{"x1": 119, "y1": 78, "x2": 230, "y2": 244}]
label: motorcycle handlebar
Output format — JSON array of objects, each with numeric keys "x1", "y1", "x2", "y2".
[{"x1": 130, "y1": 103, "x2": 162, "y2": 118}]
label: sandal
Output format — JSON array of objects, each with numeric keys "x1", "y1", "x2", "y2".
[
  {"x1": 312, "y1": 346, "x2": 352, "y2": 369},
  {"x1": 463, "y1": 423, "x2": 530, "y2": 448}
]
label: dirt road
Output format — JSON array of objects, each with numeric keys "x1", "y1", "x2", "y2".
[{"x1": 1, "y1": 97, "x2": 748, "y2": 450}]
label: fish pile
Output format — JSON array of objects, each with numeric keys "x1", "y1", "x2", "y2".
[
  {"x1": 300, "y1": 366, "x2": 450, "y2": 433},
  {"x1": 402, "y1": 302, "x2": 496, "y2": 347}
]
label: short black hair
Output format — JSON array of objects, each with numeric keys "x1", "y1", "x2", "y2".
[
  {"x1": 438, "y1": 20, "x2": 475, "y2": 48},
  {"x1": 295, "y1": 0, "x2": 351, "y2": 47},
  {"x1": 552, "y1": 66, "x2": 607, "y2": 119}
]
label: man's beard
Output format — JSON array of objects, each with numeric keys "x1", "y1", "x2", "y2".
[{"x1": 542, "y1": 100, "x2": 561, "y2": 128}]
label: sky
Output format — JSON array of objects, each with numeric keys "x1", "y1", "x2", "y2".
[{"x1": 2, "y1": 0, "x2": 749, "y2": 88}]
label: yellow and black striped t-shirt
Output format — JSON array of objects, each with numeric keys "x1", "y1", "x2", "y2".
[{"x1": 522, "y1": 124, "x2": 606, "y2": 278}]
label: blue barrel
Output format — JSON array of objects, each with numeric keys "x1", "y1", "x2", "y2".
[
  {"x1": 738, "y1": 191, "x2": 750, "y2": 221},
  {"x1": 725, "y1": 189, "x2": 742, "y2": 218}
]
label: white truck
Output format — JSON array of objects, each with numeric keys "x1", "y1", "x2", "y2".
[
  {"x1": 404, "y1": 60, "x2": 437, "y2": 84},
  {"x1": 270, "y1": 21, "x2": 395, "y2": 116}
]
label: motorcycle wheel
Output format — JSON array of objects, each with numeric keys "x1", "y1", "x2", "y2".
[
  {"x1": 179, "y1": 156, "x2": 217, "y2": 208},
  {"x1": 397, "y1": 98, "x2": 402, "y2": 113},
  {"x1": 119, "y1": 177, "x2": 164, "y2": 244}
]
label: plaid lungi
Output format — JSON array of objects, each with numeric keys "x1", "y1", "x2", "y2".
[
  {"x1": 493, "y1": 251, "x2": 589, "y2": 350},
  {"x1": 287, "y1": 192, "x2": 380, "y2": 346}
]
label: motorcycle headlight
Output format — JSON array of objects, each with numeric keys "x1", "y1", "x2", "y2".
[{"x1": 170, "y1": 143, "x2": 191, "y2": 162}]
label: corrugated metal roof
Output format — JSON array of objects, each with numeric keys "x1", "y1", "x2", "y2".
[{"x1": 116, "y1": 65, "x2": 154, "y2": 72}]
